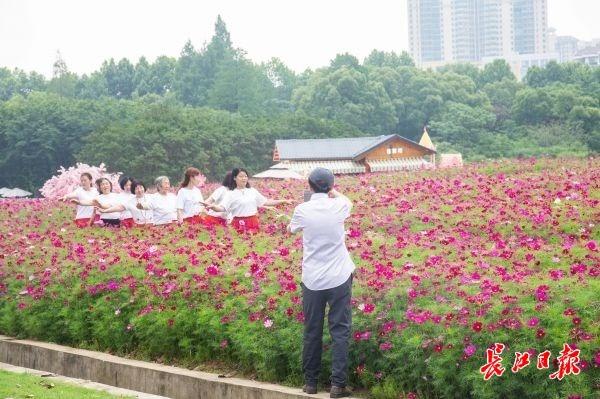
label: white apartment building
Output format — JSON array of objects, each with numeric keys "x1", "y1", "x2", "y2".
[{"x1": 407, "y1": 0, "x2": 554, "y2": 78}]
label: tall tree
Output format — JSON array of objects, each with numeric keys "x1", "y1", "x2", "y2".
[
  {"x1": 47, "y1": 51, "x2": 78, "y2": 97},
  {"x1": 148, "y1": 56, "x2": 176, "y2": 96},
  {"x1": 477, "y1": 60, "x2": 515, "y2": 87},
  {"x1": 364, "y1": 50, "x2": 415, "y2": 68},
  {"x1": 173, "y1": 41, "x2": 204, "y2": 105},
  {"x1": 101, "y1": 58, "x2": 135, "y2": 99},
  {"x1": 133, "y1": 57, "x2": 151, "y2": 97}
]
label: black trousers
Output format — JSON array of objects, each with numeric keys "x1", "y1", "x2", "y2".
[
  {"x1": 302, "y1": 274, "x2": 352, "y2": 387},
  {"x1": 101, "y1": 218, "x2": 120, "y2": 227}
]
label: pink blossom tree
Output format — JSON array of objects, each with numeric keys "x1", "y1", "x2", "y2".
[{"x1": 39, "y1": 163, "x2": 122, "y2": 199}]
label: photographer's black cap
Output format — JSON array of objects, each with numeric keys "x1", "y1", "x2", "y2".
[{"x1": 308, "y1": 167, "x2": 334, "y2": 192}]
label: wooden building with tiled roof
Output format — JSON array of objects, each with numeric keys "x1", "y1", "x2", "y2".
[{"x1": 268, "y1": 132, "x2": 436, "y2": 176}]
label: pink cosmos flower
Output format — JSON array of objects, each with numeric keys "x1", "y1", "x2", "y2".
[
  {"x1": 379, "y1": 342, "x2": 393, "y2": 351},
  {"x1": 527, "y1": 317, "x2": 540, "y2": 327},
  {"x1": 206, "y1": 264, "x2": 219, "y2": 276},
  {"x1": 549, "y1": 269, "x2": 564, "y2": 280},
  {"x1": 534, "y1": 285, "x2": 549, "y2": 302},
  {"x1": 464, "y1": 344, "x2": 477, "y2": 357},
  {"x1": 358, "y1": 303, "x2": 375, "y2": 314}
]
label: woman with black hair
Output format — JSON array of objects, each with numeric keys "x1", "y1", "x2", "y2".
[
  {"x1": 61, "y1": 172, "x2": 98, "y2": 227},
  {"x1": 74, "y1": 177, "x2": 121, "y2": 227},
  {"x1": 96, "y1": 180, "x2": 153, "y2": 226},
  {"x1": 202, "y1": 171, "x2": 232, "y2": 227},
  {"x1": 204, "y1": 168, "x2": 293, "y2": 233},
  {"x1": 176, "y1": 167, "x2": 206, "y2": 224},
  {"x1": 118, "y1": 176, "x2": 135, "y2": 228}
]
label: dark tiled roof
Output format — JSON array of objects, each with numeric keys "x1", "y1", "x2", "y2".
[{"x1": 275, "y1": 134, "x2": 435, "y2": 161}]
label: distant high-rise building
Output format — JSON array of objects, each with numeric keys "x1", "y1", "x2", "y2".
[
  {"x1": 554, "y1": 35, "x2": 580, "y2": 63},
  {"x1": 572, "y1": 43, "x2": 600, "y2": 67},
  {"x1": 512, "y1": 0, "x2": 548, "y2": 54},
  {"x1": 407, "y1": 0, "x2": 549, "y2": 67},
  {"x1": 451, "y1": 0, "x2": 479, "y2": 61}
]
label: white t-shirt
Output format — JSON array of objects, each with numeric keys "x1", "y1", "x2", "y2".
[
  {"x1": 118, "y1": 192, "x2": 135, "y2": 220},
  {"x1": 206, "y1": 186, "x2": 229, "y2": 219},
  {"x1": 123, "y1": 195, "x2": 154, "y2": 225},
  {"x1": 147, "y1": 192, "x2": 177, "y2": 225},
  {"x1": 222, "y1": 188, "x2": 267, "y2": 218},
  {"x1": 73, "y1": 187, "x2": 98, "y2": 220},
  {"x1": 176, "y1": 187, "x2": 204, "y2": 218},
  {"x1": 289, "y1": 193, "x2": 355, "y2": 291},
  {"x1": 96, "y1": 192, "x2": 122, "y2": 220}
]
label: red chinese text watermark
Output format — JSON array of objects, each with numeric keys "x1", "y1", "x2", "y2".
[{"x1": 480, "y1": 343, "x2": 581, "y2": 380}]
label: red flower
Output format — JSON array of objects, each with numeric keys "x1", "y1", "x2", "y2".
[
  {"x1": 472, "y1": 321, "x2": 483, "y2": 332},
  {"x1": 536, "y1": 329, "x2": 546, "y2": 339}
]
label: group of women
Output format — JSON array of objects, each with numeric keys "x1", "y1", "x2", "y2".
[{"x1": 62, "y1": 167, "x2": 293, "y2": 233}]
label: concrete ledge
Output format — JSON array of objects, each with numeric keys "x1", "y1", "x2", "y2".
[{"x1": 0, "y1": 335, "x2": 357, "y2": 399}]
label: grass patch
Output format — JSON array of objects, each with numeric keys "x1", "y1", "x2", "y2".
[{"x1": 0, "y1": 369, "x2": 134, "y2": 398}]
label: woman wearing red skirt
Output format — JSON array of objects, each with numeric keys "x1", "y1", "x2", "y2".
[
  {"x1": 61, "y1": 172, "x2": 98, "y2": 227},
  {"x1": 202, "y1": 172, "x2": 232, "y2": 227},
  {"x1": 95, "y1": 180, "x2": 154, "y2": 226},
  {"x1": 118, "y1": 176, "x2": 135, "y2": 228},
  {"x1": 204, "y1": 168, "x2": 292, "y2": 233},
  {"x1": 176, "y1": 167, "x2": 206, "y2": 225}
]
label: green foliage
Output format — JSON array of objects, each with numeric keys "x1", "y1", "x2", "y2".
[
  {"x1": 76, "y1": 102, "x2": 363, "y2": 184},
  {"x1": 0, "y1": 93, "x2": 130, "y2": 191}
]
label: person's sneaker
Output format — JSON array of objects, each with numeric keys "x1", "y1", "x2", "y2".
[
  {"x1": 330, "y1": 385, "x2": 351, "y2": 398},
  {"x1": 302, "y1": 384, "x2": 318, "y2": 394}
]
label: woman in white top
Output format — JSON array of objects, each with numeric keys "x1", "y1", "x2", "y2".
[
  {"x1": 61, "y1": 172, "x2": 98, "y2": 228},
  {"x1": 138, "y1": 176, "x2": 177, "y2": 225},
  {"x1": 74, "y1": 177, "x2": 121, "y2": 227},
  {"x1": 176, "y1": 167, "x2": 206, "y2": 224},
  {"x1": 203, "y1": 172, "x2": 232, "y2": 227},
  {"x1": 204, "y1": 168, "x2": 293, "y2": 233},
  {"x1": 95, "y1": 180, "x2": 153, "y2": 226},
  {"x1": 118, "y1": 176, "x2": 135, "y2": 228}
]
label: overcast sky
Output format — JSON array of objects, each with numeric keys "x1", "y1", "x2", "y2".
[{"x1": 1, "y1": 0, "x2": 598, "y2": 77}]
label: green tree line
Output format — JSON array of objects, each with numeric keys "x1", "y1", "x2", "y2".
[{"x1": 1, "y1": 16, "x2": 598, "y2": 192}]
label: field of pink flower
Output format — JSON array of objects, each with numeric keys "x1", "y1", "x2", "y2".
[{"x1": 1, "y1": 158, "x2": 598, "y2": 399}]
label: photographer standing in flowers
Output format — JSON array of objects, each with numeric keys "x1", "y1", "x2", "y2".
[{"x1": 288, "y1": 168, "x2": 354, "y2": 398}]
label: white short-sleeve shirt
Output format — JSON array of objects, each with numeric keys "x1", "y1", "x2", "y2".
[
  {"x1": 207, "y1": 186, "x2": 229, "y2": 219},
  {"x1": 176, "y1": 187, "x2": 204, "y2": 218},
  {"x1": 73, "y1": 187, "x2": 98, "y2": 220},
  {"x1": 96, "y1": 192, "x2": 122, "y2": 220},
  {"x1": 118, "y1": 192, "x2": 135, "y2": 220},
  {"x1": 289, "y1": 193, "x2": 355, "y2": 290},
  {"x1": 222, "y1": 188, "x2": 267, "y2": 218},
  {"x1": 123, "y1": 195, "x2": 154, "y2": 225},
  {"x1": 148, "y1": 192, "x2": 177, "y2": 225}
]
